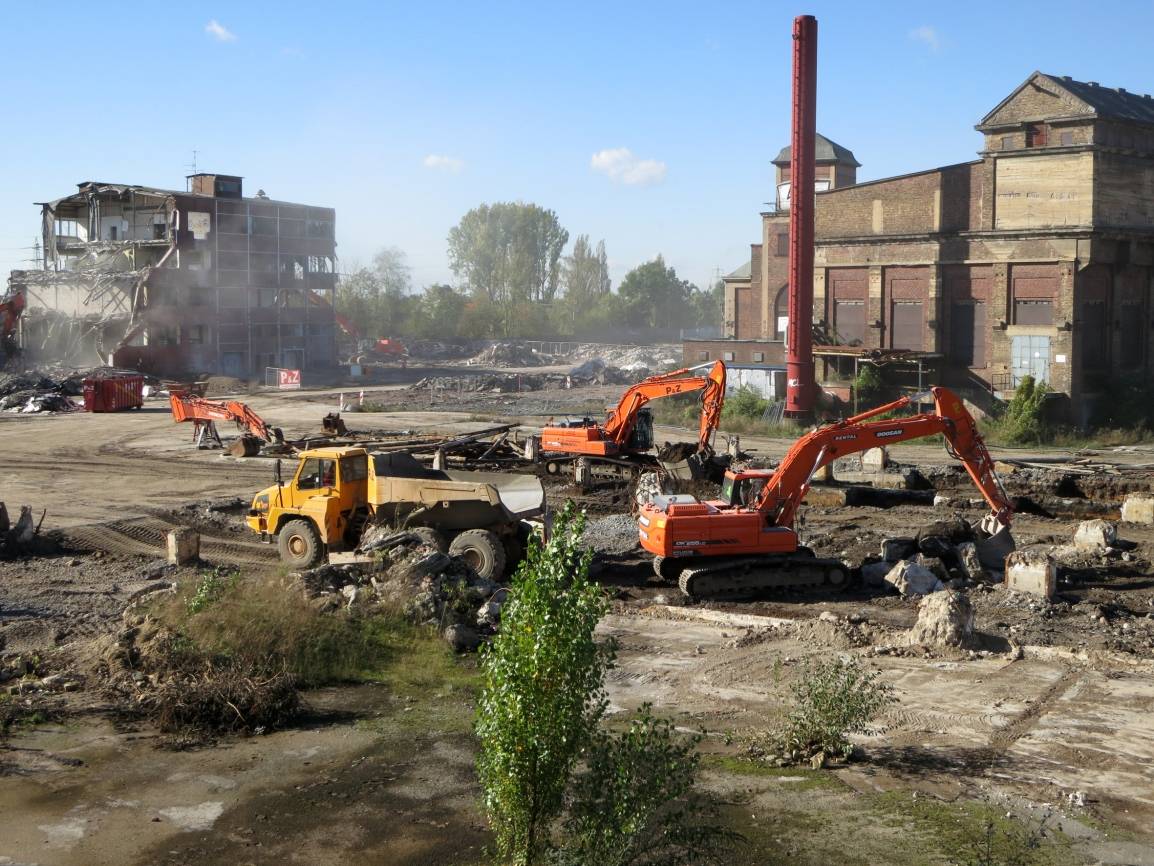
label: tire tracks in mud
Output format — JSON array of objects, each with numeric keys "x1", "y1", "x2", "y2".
[{"x1": 63, "y1": 516, "x2": 277, "y2": 567}]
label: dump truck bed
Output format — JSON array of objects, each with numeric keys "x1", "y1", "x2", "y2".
[{"x1": 365, "y1": 452, "x2": 545, "y2": 530}]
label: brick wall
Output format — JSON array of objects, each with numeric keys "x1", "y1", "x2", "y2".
[
  {"x1": 683, "y1": 340, "x2": 785, "y2": 366},
  {"x1": 816, "y1": 170, "x2": 942, "y2": 238}
]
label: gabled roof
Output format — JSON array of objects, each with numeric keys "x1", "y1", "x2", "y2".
[
  {"x1": 773, "y1": 133, "x2": 861, "y2": 167},
  {"x1": 724, "y1": 261, "x2": 752, "y2": 281},
  {"x1": 978, "y1": 71, "x2": 1154, "y2": 128}
]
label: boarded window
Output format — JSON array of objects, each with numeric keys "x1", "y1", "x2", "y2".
[
  {"x1": 722, "y1": 351, "x2": 735, "y2": 362},
  {"x1": 890, "y1": 301, "x2": 924, "y2": 351},
  {"x1": 834, "y1": 300, "x2": 866, "y2": 345},
  {"x1": 1014, "y1": 300, "x2": 1053, "y2": 326},
  {"x1": 752, "y1": 352, "x2": 764, "y2": 363},
  {"x1": 1120, "y1": 303, "x2": 1145, "y2": 369},
  {"x1": 698, "y1": 351, "x2": 709, "y2": 361},
  {"x1": 950, "y1": 302, "x2": 986, "y2": 367},
  {"x1": 1059, "y1": 130, "x2": 1074, "y2": 146},
  {"x1": 776, "y1": 233, "x2": 789, "y2": 257},
  {"x1": 1026, "y1": 123, "x2": 1047, "y2": 147},
  {"x1": 1080, "y1": 300, "x2": 1109, "y2": 370},
  {"x1": 1001, "y1": 135, "x2": 1014, "y2": 150}
]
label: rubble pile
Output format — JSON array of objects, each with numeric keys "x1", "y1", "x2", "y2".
[
  {"x1": 406, "y1": 340, "x2": 477, "y2": 361},
  {"x1": 0, "y1": 369, "x2": 84, "y2": 413},
  {"x1": 467, "y1": 342, "x2": 556, "y2": 367},
  {"x1": 569, "y1": 343, "x2": 681, "y2": 371},
  {"x1": 907, "y1": 590, "x2": 976, "y2": 648},
  {"x1": 568, "y1": 358, "x2": 640, "y2": 385},
  {"x1": 294, "y1": 539, "x2": 508, "y2": 653},
  {"x1": 410, "y1": 373, "x2": 547, "y2": 393}
]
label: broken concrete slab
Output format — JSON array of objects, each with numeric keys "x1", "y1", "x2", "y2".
[
  {"x1": 884, "y1": 560, "x2": 945, "y2": 597},
  {"x1": 1073, "y1": 519, "x2": 1117, "y2": 551},
  {"x1": 836, "y1": 469, "x2": 914, "y2": 489},
  {"x1": 881, "y1": 537, "x2": 917, "y2": 563},
  {"x1": 861, "y1": 446, "x2": 888, "y2": 472},
  {"x1": 956, "y1": 542, "x2": 986, "y2": 582},
  {"x1": 1005, "y1": 549, "x2": 1057, "y2": 600},
  {"x1": 861, "y1": 561, "x2": 892, "y2": 587},
  {"x1": 1121, "y1": 492, "x2": 1154, "y2": 525}
]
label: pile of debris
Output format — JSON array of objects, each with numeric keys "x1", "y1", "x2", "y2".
[
  {"x1": 569, "y1": 343, "x2": 681, "y2": 371},
  {"x1": 407, "y1": 340, "x2": 478, "y2": 361},
  {"x1": 467, "y1": 342, "x2": 556, "y2": 368},
  {"x1": 294, "y1": 535, "x2": 508, "y2": 653},
  {"x1": 0, "y1": 502, "x2": 45, "y2": 558},
  {"x1": 568, "y1": 359, "x2": 640, "y2": 386},
  {"x1": 410, "y1": 373, "x2": 547, "y2": 394},
  {"x1": 0, "y1": 369, "x2": 84, "y2": 413}
]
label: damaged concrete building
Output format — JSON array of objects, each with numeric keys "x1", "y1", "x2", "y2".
[
  {"x1": 691, "y1": 72, "x2": 1154, "y2": 423},
  {"x1": 7, "y1": 173, "x2": 337, "y2": 377}
]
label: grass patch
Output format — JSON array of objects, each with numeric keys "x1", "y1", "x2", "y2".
[
  {"x1": 867, "y1": 791, "x2": 1078, "y2": 866},
  {"x1": 702, "y1": 754, "x2": 843, "y2": 792}
]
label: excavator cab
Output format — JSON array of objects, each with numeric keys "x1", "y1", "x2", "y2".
[
  {"x1": 625, "y1": 407, "x2": 655, "y2": 452},
  {"x1": 719, "y1": 469, "x2": 772, "y2": 508}
]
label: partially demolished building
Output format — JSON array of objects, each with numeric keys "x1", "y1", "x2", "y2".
[{"x1": 7, "y1": 173, "x2": 337, "y2": 377}]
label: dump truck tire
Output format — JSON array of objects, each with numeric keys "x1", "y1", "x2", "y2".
[
  {"x1": 409, "y1": 526, "x2": 447, "y2": 553},
  {"x1": 278, "y1": 519, "x2": 323, "y2": 569},
  {"x1": 449, "y1": 529, "x2": 506, "y2": 582}
]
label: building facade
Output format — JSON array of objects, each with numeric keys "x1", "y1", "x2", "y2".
[
  {"x1": 7, "y1": 173, "x2": 337, "y2": 377},
  {"x1": 695, "y1": 73, "x2": 1154, "y2": 423}
]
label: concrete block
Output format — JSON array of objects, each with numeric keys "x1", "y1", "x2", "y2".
[
  {"x1": 812, "y1": 463, "x2": 834, "y2": 483},
  {"x1": 166, "y1": 528, "x2": 200, "y2": 565},
  {"x1": 1121, "y1": 493, "x2": 1154, "y2": 525},
  {"x1": 1005, "y1": 549, "x2": 1056, "y2": 600},
  {"x1": 837, "y1": 470, "x2": 913, "y2": 489},
  {"x1": 861, "y1": 446, "x2": 888, "y2": 472},
  {"x1": 804, "y1": 486, "x2": 847, "y2": 507},
  {"x1": 884, "y1": 560, "x2": 944, "y2": 597},
  {"x1": 957, "y1": 542, "x2": 986, "y2": 582},
  {"x1": 861, "y1": 561, "x2": 892, "y2": 587},
  {"x1": 1073, "y1": 519, "x2": 1117, "y2": 551},
  {"x1": 881, "y1": 537, "x2": 917, "y2": 563}
]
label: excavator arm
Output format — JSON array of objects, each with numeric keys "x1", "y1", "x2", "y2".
[
  {"x1": 169, "y1": 393, "x2": 283, "y2": 443},
  {"x1": 752, "y1": 386, "x2": 1013, "y2": 531},
  {"x1": 603, "y1": 360, "x2": 727, "y2": 450}
]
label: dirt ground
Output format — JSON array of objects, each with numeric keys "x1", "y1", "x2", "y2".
[{"x1": 4, "y1": 375, "x2": 1154, "y2": 864}]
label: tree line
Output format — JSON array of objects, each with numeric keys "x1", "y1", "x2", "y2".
[{"x1": 335, "y1": 201, "x2": 722, "y2": 342}]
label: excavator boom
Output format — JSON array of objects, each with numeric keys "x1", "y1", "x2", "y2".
[
  {"x1": 602, "y1": 360, "x2": 727, "y2": 449},
  {"x1": 169, "y1": 393, "x2": 282, "y2": 445}
]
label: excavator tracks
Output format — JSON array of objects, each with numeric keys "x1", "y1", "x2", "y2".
[{"x1": 677, "y1": 554, "x2": 851, "y2": 600}]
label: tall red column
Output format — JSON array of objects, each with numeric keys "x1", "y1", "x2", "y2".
[{"x1": 785, "y1": 14, "x2": 817, "y2": 418}]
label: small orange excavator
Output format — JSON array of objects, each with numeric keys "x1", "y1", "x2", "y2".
[
  {"x1": 169, "y1": 392, "x2": 284, "y2": 455},
  {"x1": 638, "y1": 386, "x2": 1015, "y2": 598},
  {"x1": 537, "y1": 361, "x2": 727, "y2": 481}
]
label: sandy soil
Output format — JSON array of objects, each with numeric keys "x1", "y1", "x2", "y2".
[{"x1": 4, "y1": 379, "x2": 1154, "y2": 864}]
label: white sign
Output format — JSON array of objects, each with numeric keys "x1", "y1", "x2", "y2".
[
  {"x1": 188, "y1": 212, "x2": 211, "y2": 240},
  {"x1": 1054, "y1": 354, "x2": 1067, "y2": 364},
  {"x1": 278, "y1": 368, "x2": 301, "y2": 390}
]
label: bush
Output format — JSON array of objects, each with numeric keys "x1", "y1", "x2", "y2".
[
  {"x1": 853, "y1": 365, "x2": 886, "y2": 407},
  {"x1": 722, "y1": 386, "x2": 770, "y2": 422},
  {"x1": 553, "y1": 704, "x2": 737, "y2": 866},
  {"x1": 989, "y1": 375, "x2": 1050, "y2": 445},
  {"x1": 779, "y1": 656, "x2": 895, "y2": 761},
  {"x1": 475, "y1": 504, "x2": 615, "y2": 864},
  {"x1": 152, "y1": 663, "x2": 300, "y2": 736}
]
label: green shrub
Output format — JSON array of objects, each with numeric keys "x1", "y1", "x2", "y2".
[
  {"x1": 853, "y1": 365, "x2": 886, "y2": 406},
  {"x1": 780, "y1": 656, "x2": 895, "y2": 761},
  {"x1": 553, "y1": 704, "x2": 738, "y2": 866},
  {"x1": 988, "y1": 375, "x2": 1050, "y2": 445},
  {"x1": 722, "y1": 386, "x2": 770, "y2": 422},
  {"x1": 475, "y1": 504, "x2": 615, "y2": 864}
]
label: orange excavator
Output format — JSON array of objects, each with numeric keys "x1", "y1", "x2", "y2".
[
  {"x1": 1, "y1": 289, "x2": 25, "y2": 364},
  {"x1": 537, "y1": 361, "x2": 727, "y2": 481},
  {"x1": 169, "y1": 392, "x2": 284, "y2": 455},
  {"x1": 638, "y1": 386, "x2": 1015, "y2": 598}
]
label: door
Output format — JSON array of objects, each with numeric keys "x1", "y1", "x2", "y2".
[
  {"x1": 890, "y1": 301, "x2": 924, "y2": 350},
  {"x1": 950, "y1": 302, "x2": 986, "y2": 367},
  {"x1": 1011, "y1": 335, "x2": 1050, "y2": 386}
]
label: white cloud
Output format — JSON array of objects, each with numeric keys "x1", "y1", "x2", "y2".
[
  {"x1": 205, "y1": 20, "x2": 237, "y2": 42},
  {"x1": 422, "y1": 154, "x2": 465, "y2": 174},
  {"x1": 909, "y1": 25, "x2": 939, "y2": 52},
  {"x1": 590, "y1": 148, "x2": 667, "y2": 186}
]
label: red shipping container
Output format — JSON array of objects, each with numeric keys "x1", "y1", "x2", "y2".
[{"x1": 83, "y1": 375, "x2": 144, "y2": 412}]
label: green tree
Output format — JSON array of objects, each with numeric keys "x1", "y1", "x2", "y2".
[
  {"x1": 335, "y1": 247, "x2": 416, "y2": 339},
  {"x1": 447, "y1": 202, "x2": 570, "y2": 335},
  {"x1": 409, "y1": 283, "x2": 467, "y2": 339},
  {"x1": 475, "y1": 504, "x2": 614, "y2": 864},
  {"x1": 617, "y1": 256, "x2": 696, "y2": 330}
]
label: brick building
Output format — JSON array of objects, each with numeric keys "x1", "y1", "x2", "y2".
[
  {"x1": 7, "y1": 173, "x2": 337, "y2": 377},
  {"x1": 691, "y1": 72, "x2": 1154, "y2": 422}
]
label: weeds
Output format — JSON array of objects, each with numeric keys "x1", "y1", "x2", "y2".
[
  {"x1": 776, "y1": 656, "x2": 895, "y2": 762},
  {"x1": 186, "y1": 568, "x2": 238, "y2": 614}
]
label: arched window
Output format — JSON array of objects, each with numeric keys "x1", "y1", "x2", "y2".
[{"x1": 772, "y1": 285, "x2": 789, "y2": 341}]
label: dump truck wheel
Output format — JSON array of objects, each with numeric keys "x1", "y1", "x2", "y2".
[
  {"x1": 449, "y1": 529, "x2": 506, "y2": 582},
  {"x1": 278, "y1": 519, "x2": 323, "y2": 569},
  {"x1": 409, "y1": 526, "x2": 447, "y2": 552}
]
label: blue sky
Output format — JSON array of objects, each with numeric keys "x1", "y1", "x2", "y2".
[{"x1": 3, "y1": 1, "x2": 1154, "y2": 293}]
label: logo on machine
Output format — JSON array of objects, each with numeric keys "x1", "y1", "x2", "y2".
[
  {"x1": 875, "y1": 428, "x2": 904, "y2": 439},
  {"x1": 834, "y1": 434, "x2": 857, "y2": 441}
]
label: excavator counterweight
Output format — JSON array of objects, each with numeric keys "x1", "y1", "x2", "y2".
[{"x1": 639, "y1": 386, "x2": 1015, "y2": 598}]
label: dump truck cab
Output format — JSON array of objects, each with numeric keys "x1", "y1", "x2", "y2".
[{"x1": 248, "y1": 446, "x2": 372, "y2": 566}]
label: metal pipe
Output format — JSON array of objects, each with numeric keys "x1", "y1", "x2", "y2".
[{"x1": 785, "y1": 14, "x2": 818, "y2": 418}]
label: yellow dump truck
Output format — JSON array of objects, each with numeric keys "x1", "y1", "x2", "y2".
[{"x1": 247, "y1": 446, "x2": 545, "y2": 578}]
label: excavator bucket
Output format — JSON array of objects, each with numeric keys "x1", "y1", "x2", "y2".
[
  {"x1": 975, "y1": 514, "x2": 1016, "y2": 572},
  {"x1": 657, "y1": 442, "x2": 708, "y2": 481}
]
